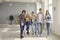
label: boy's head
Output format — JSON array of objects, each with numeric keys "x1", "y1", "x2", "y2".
[
  {"x1": 39, "y1": 8, "x2": 42, "y2": 12},
  {"x1": 32, "y1": 11, "x2": 34, "y2": 15}
]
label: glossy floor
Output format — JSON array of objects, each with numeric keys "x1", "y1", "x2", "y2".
[{"x1": 0, "y1": 24, "x2": 60, "y2": 40}]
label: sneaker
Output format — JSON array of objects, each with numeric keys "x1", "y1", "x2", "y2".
[
  {"x1": 27, "y1": 32, "x2": 29, "y2": 35},
  {"x1": 20, "y1": 36, "x2": 24, "y2": 39},
  {"x1": 32, "y1": 33, "x2": 34, "y2": 35}
]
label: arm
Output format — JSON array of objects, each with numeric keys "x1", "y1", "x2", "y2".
[{"x1": 19, "y1": 14, "x2": 22, "y2": 24}]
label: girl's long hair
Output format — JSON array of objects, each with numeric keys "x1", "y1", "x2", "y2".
[{"x1": 46, "y1": 10, "x2": 49, "y2": 16}]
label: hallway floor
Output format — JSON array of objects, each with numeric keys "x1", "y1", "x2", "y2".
[{"x1": 0, "y1": 24, "x2": 60, "y2": 40}]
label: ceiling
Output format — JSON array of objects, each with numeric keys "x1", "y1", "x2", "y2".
[{"x1": 0, "y1": 0, "x2": 38, "y2": 3}]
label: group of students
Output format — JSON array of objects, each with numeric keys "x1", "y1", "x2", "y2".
[{"x1": 19, "y1": 8, "x2": 52, "y2": 39}]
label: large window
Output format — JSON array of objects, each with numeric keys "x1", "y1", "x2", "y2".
[
  {"x1": 36, "y1": 2, "x2": 41, "y2": 13},
  {"x1": 44, "y1": 0, "x2": 53, "y2": 22},
  {"x1": 49, "y1": 5, "x2": 52, "y2": 15},
  {"x1": 49, "y1": 0, "x2": 52, "y2": 4},
  {"x1": 49, "y1": 0, "x2": 53, "y2": 23},
  {"x1": 49, "y1": 0, "x2": 52, "y2": 14}
]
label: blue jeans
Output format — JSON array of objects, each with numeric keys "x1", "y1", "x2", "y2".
[
  {"x1": 31, "y1": 22, "x2": 38, "y2": 35},
  {"x1": 37, "y1": 23, "x2": 43, "y2": 34},
  {"x1": 46, "y1": 23, "x2": 50, "y2": 35},
  {"x1": 26, "y1": 22, "x2": 30, "y2": 32},
  {"x1": 20, "y1": 24, "x2": 25, "y2": 37}
]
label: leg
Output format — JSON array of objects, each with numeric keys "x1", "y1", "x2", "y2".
[
  {"x1": 46, "y1": 23, "x2": 50, "y2": 35},
  {"x1": 37, "y1": 23, "x2": 40, "y2": 34},
  {"x1": 32, "y1": 23, "x2": 35, "y2": 35},
  {"x1": 20, "y1": 25, "x2": 24, "y2": 38},
  {"x1": 40, "y1": 23, "x2": 43, "y2": 34},
  {"x1": 26, "y1": 22, "x2": 30, "y2": 35},
  {"x1": 35, "y1": 23, "x2": 38, "y2": 35}
]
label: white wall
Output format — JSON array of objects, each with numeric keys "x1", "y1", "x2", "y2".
[
  {"x1": 0, "y1": 0, "x2": 3, "y2": 3},
  {"x1": 58, "y1": 0, "x2": 60, "y2": 35},
  {"x1": 0, "y1": 2, "x2": 36, "y2": 24},
  {"x1": 58, "y1": 0, "x2": 60, "y2": 25},
  {"x1": 51, "y1": 0, "x2": 60, "y2": 35}
]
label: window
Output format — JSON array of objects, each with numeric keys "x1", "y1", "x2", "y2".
[
  {"x1": 36, "y1": 2, "x2": 41, "y2": 13},
  {"x1": 49, "y1": 0, "x2": 52, "y2": 4},
  {"x1": 49, "y1": 0, "x2": 52, "y2": 14},
  {"x1": 49, "y1": 0, "x2": 53, "y2": 23},
  {"x1": 49, "y1": 5, "x2": 52, "y2": 14}
]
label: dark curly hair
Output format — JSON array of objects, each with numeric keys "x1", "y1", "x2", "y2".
[{"x1": 22, "y1": 10, "x2": 26, "y2": 14}]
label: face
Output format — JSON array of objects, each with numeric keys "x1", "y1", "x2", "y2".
[{"x1": 22, "y1": 12, "x2": 26, "y2": 15}]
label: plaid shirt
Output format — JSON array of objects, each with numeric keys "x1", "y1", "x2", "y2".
[{"x1": 19, "y1": 14, "x2": 26, "y2": 24}]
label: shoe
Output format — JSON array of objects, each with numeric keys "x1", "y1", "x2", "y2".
[
  {"x1": 35, "y1": 32, "x2": 37, "y2": 35},
  {"x1": 47, "y1": 33, "x2": 50, "y2": 36},
  {"x1": 35, "y1": 33, "x2": 38, "y2": 36},
  {"x1": 27, "y1": 32, "x2": 29, "y2": 35},
  {"x1": 20, "y1": 36, "x2": 24, "y2": 39},
  {"x1": 46, "y1": 35, "x2": 49, "y2": 38},
  {"x1": 39, "y1": 34, "x2": 42, "y2": 37},
  {"x1": 32, "y1": 33, "x2": 34, "y2": 35}
]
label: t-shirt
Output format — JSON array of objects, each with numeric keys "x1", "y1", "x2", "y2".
[
  {"x1": 25, "y1": 15, "x2": 31, "y2": 22},
  {"x1": 37, "y1": 13, "x2": 44, "y2": 23},
  {"x1": 32, "y1": 19, "x2": 35, "y2": 23},
  {"x1": 31, "y1": 14, "x2": 36, "y2": 23},
  {"x1": 45, "y1": 14, "x2": 51, "y2": 23}
]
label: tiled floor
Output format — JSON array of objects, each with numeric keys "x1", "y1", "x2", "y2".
[{"x1": 0, "y1": 24, "x2": 60, "y2": 40}]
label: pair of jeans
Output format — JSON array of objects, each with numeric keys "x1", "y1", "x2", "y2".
[
  {"x1": 46, "y1": 23, "x2": 50, "y2": 35},
  {"x1": 26, "y1": 22, "x2": 30, "y2": 32},
  {"x1": 20, "y1": 24, "x2": 25, "y2": 37},
  {"x1": 31, "y1": 22, "x2": 38, "y2": 35},
  {"x1": 37, "y1": 23, "x2": 43, "y2": 35}
]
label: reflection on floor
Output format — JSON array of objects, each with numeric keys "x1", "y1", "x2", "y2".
[{"x1": 0, "y1": 24, "x2": 60, "y2": 40}]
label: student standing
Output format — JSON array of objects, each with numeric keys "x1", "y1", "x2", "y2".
[
  {"x1": 37, "y1": 8, "x2": 44, "y2": 36},
  {"x1": 45, "y1": 10, "x2": 52, "y2": 36},
  {"x1": 19, "y1": 10, "x2": 26, "y2": 39},
  {"x1": 25, "y1": 13, "x2": 31, "y2": 35},
  {"x1": 31, "y1": 11, "x2": 37, "y2": 35}
]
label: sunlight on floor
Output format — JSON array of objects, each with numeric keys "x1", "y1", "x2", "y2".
[
  {"x1": 14, "y1": 37, "x2": 48, "y2": 40},
  {"x1": 2, "y1": 28, "x2": 10, "y2": 32}
]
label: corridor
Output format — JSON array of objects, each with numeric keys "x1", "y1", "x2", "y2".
[{"x1": 0, "y1": 0, "x2": 60, "y2": 40}]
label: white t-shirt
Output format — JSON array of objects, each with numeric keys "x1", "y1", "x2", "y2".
[
  {"x1": 37, "y1": 13, "x2": 44, "y2": 23},
  {"x1": 45, "y1": 14, "x2": 52, "y2": 23}
]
